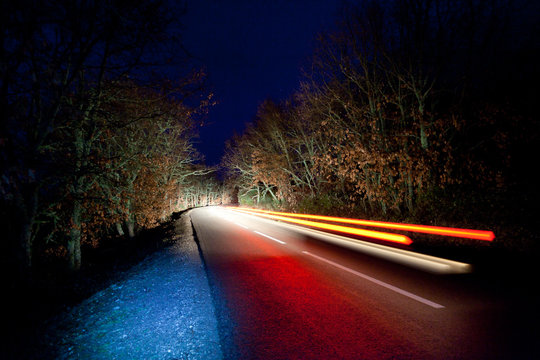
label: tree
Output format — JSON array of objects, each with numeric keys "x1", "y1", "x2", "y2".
[
  {"x1": 223, "y1": 0, "x2": 539, "y2": 228},
  {"x1": 94, "y1": 77, "x2": 211, "y2": 238},
  {"x1": 1, "y1": 0, "x2": 189, "y2": 274}
]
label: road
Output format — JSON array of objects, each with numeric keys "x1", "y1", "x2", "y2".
[{"x1": 191, "y1": 206, "x2": 538, "y2": 359}]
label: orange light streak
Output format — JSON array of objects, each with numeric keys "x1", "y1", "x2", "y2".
[
  {"x1": 231, "y1": 208, "x2": 413, "y2": 245},
  {"x1": 231, "y1": 207, "x2": 495, "y2": 241}
]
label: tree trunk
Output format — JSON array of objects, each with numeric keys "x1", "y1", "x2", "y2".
[
  {"x1": 68, "y1": 198, "x2": 82, "y2": 271},
  {"x1": 126, "y1": 198, "x2": 136, "y2": 239},
  {"x1": 420, "y1": 122, "x2": 428, "y2": 149},
  {"x1": 115, "y1": 223, "x2": 125, "y2": 236},
  {"x1": 126, "y1": 220, "x2": 136, "y2": 239},
  {"x1": 21, "y1": 222, "x2": 33, "y2": 272},
  {"x1": 14, "y1": 184, "x2": 39, "y2": 282},
  {"x1": 19, "y1": 216, "x2": 35, "y2": 286},
  {"x1": 68, "y1": 125, "x2": 85, "y2": 272},
  {"x1": 407, "y1": 170, "x2": 414, "y2": 212}
]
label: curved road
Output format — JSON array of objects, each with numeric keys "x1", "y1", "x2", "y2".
[{"x1": 191, "y1": 206, "x2": 538, "y2": 360}]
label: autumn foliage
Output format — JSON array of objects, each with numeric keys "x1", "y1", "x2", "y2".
[
  {"x1": 222, "y1": 0, "x2": 538, "y2": 251},
  {"x1": 0, "y1": 1, "x2": 220, "y2": 276}
]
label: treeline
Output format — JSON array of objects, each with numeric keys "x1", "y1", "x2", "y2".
[
  {"x1": 222, "y1": 0, "x2": 539, "y2": 249},
  {"x1": 0, "y1": 0, "x2": 220, "y2": 280}
]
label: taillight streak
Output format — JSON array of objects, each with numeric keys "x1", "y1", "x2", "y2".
[
  {"x1": 232, "y1": 208, "x2": 413, "y2": 246},
  {"x1": 232, "y1": 207, "x2": 494, "y2": 242}
]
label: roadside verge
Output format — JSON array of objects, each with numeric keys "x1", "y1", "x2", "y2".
[{"x1": 21, "y1": 210, "x2": 224, "y2": 360}]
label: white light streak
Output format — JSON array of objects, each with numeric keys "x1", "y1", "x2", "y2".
[
  {"x1": 270, "y1": 222, "x2": 472, "y2": 274},
  {"x1": 225, "y1": 207, "x2": 472, "y2": 274}
]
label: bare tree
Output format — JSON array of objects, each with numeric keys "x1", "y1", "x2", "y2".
[{"x1": 1, "y1": 0, "x2": 187, "y2": 274}]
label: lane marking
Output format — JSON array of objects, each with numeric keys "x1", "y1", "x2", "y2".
[
  {"x1": 254, "y1": 231, "x2": 286, "y2": 245},
  {"x1": 234, "y1": 222, "x2": 249, "y2": 229},
  {"x1": 302, "y1": 251, "x2": 445, "y2": 309}
]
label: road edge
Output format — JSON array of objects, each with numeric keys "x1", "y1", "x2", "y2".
[{"x1": 174, "y1": 209, "x2": 224, "y2": 360}]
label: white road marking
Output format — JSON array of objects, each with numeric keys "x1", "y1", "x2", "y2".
[
  {"x1": 254, "y1": 231, "x2": 286, "y2": 245},
  {"x1": 234, "y1": 222, "x2": 249, "y2": 229},
  {"x1": 302, "y1": 251, "x2": 445, "y2": 309}
]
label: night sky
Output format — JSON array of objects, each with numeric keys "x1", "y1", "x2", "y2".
[{"x1": 182, "y1": 0, "x2": 342, "y2": 165}]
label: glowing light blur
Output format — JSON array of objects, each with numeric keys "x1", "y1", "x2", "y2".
[
  {"x1": 231, "y1": 208, "x2": 413, "y2": 245},
  {"x1": 232, "y1": 207, "x2": 495, "y2": 242},
  {"x1": 222, "y1": 207, "x2": 471, "y2": 274}
]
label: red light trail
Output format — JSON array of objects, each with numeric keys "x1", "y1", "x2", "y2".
[
  {"x1": 231, "y1": 207, "x2": 495, "y2": 242},
  {"x1": 231, "y1": 208, "x2": 413, "y2": 245}
]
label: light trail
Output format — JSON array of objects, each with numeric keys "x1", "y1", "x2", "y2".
[
  {"x1": 232, "y1": 208, "x2": 413, "y2": 246},
  {"x1": 223, "y1": 206, "x2": 472, "y2": 274},
  {"x1": 231, "y1": 207, "x2": 494, "y2": 242},
  {"x1": 289, "y1": 224, "x2": 472, "y2": 274}
]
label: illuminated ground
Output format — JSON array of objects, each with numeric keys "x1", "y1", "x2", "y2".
[
  {"x1": 12, "y1": 207, "x2": 537, "y2": 359},
  {"x1": 41, "y1": 216, "x2": 222, "y2": 359}
]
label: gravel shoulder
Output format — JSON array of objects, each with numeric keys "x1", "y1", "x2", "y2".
[{"x1": 20, "y1": 210, "x2": 223, "y2": 360}]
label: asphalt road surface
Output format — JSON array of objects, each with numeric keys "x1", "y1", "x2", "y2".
[{"x1": 191, "y1": 206, "x2": 538, "y2": 360}]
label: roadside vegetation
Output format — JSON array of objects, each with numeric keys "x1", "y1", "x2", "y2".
[
  {"x1": 221, "y1": 0, "x2": 539, "y2": 254},
  {"x1": 0, "y1": 1, "x2": 224, "y2": 296}
]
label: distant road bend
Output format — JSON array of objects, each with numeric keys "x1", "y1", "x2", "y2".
[{"x1": 191, "y1": 206, "x2": 538, "y2": 359}]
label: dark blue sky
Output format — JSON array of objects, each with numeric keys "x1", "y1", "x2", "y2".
[{"x1": 182, "y1": 0, "x2": 342, "y2": 165}]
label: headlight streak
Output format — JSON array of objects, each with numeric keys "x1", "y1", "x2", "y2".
[
  {"x1": 231, "y1": 208, "x2": 413, "y2": 245},
  {"x1": 226, "y1": 208, "x2": 472, "y2": 274},
  {"x1": 210, "y1": 208, "x2": 452, "y2": 312},
  {"x1": 231, "y1": 207, "x2": 495, "y2": 242},
  {"x1": 286, "y1": 222, "x2": 472, "y2": 274}
]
